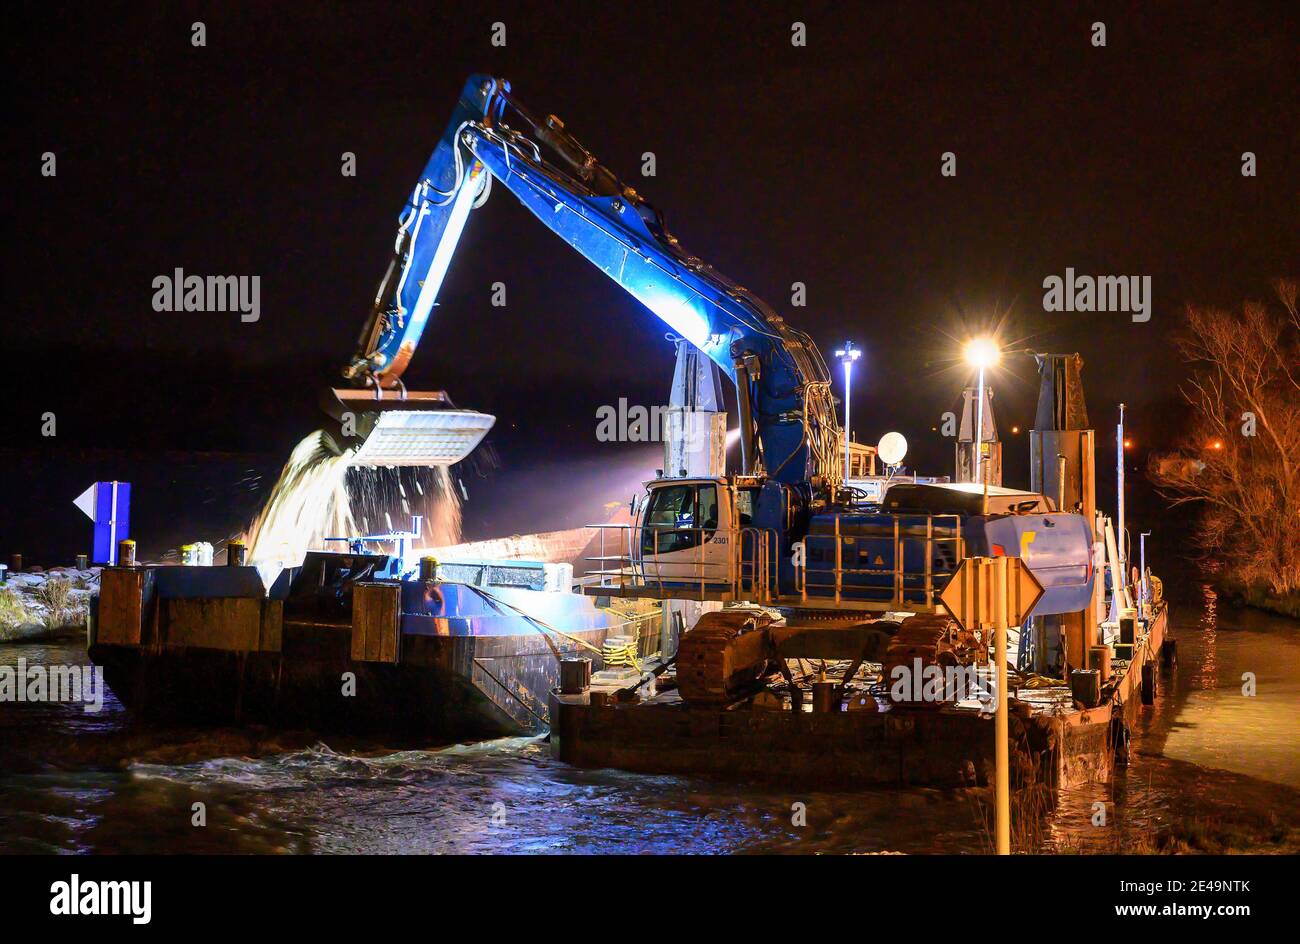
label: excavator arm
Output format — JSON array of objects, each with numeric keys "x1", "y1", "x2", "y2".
[{"x1": 344, "y1": 75, "x2": 840, "y2": 487}]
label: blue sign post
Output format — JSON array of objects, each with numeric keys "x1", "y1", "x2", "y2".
[{"x1": 74, "y1": 481, "x2": 131, "y2": 565}]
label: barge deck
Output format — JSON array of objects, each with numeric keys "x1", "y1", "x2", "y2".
[{"x1": 551, "y1": 604, "x2": 1169, "y2": 790}]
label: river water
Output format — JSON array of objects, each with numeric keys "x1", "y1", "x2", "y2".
[{"x1": 2, "y1": 568, "x2": 1297, "y2": 854}]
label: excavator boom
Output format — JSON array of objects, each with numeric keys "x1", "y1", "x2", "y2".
[{"x1": 340, "y1": 75, "x2": 840, "y2": 484}]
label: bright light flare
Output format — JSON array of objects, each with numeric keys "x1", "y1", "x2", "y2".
[{"x1": 963, "y1": 337, "x2": 1001, "y2": 369}]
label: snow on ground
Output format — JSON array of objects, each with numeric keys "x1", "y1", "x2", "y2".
[{"x1": 0, "y1": 568, "x2": 97, "y2": 642}]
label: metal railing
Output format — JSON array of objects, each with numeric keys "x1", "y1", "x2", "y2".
[
  {"x1": 580, "y1": 524, "x2": 778, "y2": 602},
  {"x1": 795, "y1": 514, "x2": 964, "y2": 609},
  {"x1": 580, "y1": 513, "x2": 964, "y2": 611}
]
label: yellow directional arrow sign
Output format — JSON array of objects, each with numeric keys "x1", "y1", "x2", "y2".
[{"x1": 939, "y1": 556, "x2": 1045, "y2": 630}]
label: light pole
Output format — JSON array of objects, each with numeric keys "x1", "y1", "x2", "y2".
[
  {"x1": 963, "y1": 337, "x2": 1000, "y2": 486},
  {"x1": 834, "y1": 342, "x2": 862, "y2": 482},
  {"x1": 1117, "y1": 403, "x2": 1127, "y2": 592},
  {"x1": 1139, "y1": 531, "x2": 1151, "y2": 608}
]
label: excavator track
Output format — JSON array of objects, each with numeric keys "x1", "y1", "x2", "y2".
[
  {"x1": 881, "y1": 612, "x2": 985, "y2": 708},
  {"x1": 676, "y1": 609, "x2": 777, "y2": 705},
  {"x1": 677, "y1": 610, "x2": 987, "y2": 709}
]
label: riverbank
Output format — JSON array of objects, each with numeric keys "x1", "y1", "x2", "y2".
[
  {"x1": 1217, "y1": 579, "x2": 1300, "y2": 620},
  {"x1": 0, "y1": 568, "x2": 95, "y2": 643}
]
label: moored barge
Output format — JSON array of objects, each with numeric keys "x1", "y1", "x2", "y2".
[{"x1": 90, "y1": 549, "x2": 627, "y2": 737}]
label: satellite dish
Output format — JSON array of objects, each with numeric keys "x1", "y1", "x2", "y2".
[{"x1": 878, "y1": 432, "x2": 908, "y2": 466}]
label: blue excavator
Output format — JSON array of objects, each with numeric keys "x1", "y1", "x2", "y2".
[
  {"x1": 335, "y1": 74, "x2": 1095, "y2": 629},
  {"x1": 86, "y1": 76, "x2": 1107, "y2": 737},
  {"x1": 335, "y1": 74, "x2": 839, "y2": 488}
]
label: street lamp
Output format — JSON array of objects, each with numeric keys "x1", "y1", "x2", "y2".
[
  {"x1": 963, "y1": 337, "x2": 1000, "y2": 485},
  {"x1": 834, "y1": 342, "x2": 862, "y2": 481}
]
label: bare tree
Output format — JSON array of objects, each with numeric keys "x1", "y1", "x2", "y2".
[{"x1": 1150, "y1": 281, "x2": 1300, "y2": 596}]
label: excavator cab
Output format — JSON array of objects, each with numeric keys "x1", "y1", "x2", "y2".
[
  {"x1": 639, "y1": 480, "x2": 721, "y2": 555},
  {"x1": 635, "y1": 478, "x2": 733, "y2": 585},
  {"x1": 632, "y1": 477, "x2": 785, "y2": 595}
]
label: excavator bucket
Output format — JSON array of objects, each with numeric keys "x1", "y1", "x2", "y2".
[{"x1": 322, "y1": 388, "x2": 495, "y2": 468}]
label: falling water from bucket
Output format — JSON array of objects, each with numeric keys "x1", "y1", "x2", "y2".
[{"x1": 241, "y1": 431, "x2": 462, "y2": 567}]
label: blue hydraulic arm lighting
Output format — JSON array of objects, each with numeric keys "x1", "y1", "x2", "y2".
[{"x1": 346, "y1": 75, "x2": 840, "y2": 487}]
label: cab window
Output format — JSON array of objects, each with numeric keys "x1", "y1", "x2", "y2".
[
  {"x1": 641, "y1": 483, "x2": 719, "y2": 555},
  {"x1": 735, "y1": 487, "x2": 761, "y2": 527}
]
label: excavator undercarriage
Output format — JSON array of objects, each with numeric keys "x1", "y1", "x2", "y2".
[{"x1": 674, "y1": 608, "x2": 985, "y2": 710}]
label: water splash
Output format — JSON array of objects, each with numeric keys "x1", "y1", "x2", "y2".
[
  {"x1": 348, "y1": 464, "x2": 462, "y2": 550},
  {"x1": 242, "y1": 432, "x2": 356, "y2": 565},
  {"x1": 241, "y1": 431, "x2": 463, "y2": 566}
]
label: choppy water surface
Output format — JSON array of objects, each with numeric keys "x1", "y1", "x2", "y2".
[{"x1": 2, "y1": 569, "x2": 1297, "y2": 854}]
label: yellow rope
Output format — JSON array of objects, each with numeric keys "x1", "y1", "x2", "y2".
[
  {"x1": 603, "y1": 636, "x2": 642, "y2": 672},
  {"x1": 461, "y1": 583, "x2": 656, "y2": 668}
]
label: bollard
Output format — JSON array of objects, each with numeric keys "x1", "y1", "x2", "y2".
[
  {"x1": 560, "y1": 658, "x2": 592, "y2": 694},
  {"x1": 76, "y1": 554, "x2": 89, "y2": 570},
  {"x1": 10, "y1": 553, "x2": 22, "y2": 573},
  {"x1": 1070, "y1": 668, "x2": 1102, "y2": 708},
  {"x1": 419, "y1": 556, "x2": 440, "y2": 581},
  {"x1": 227, "y1": 542, "x2": 246, "y2": 566},
  {"x1": 1088, "y1": 645, "x2": 1112, "y2": 680},
  {"x1": 118, "y1": 540, "x2": 136, "y2": 567},
  {"x1": 992, "y1": 556, "x2": 1011, "y2": 856},
  {"x1": 811, "y1": 676, "x2": 837, "y2": 713}
]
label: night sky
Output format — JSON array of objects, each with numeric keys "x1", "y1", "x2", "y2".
[{"x1": 5, "y1": 1, "x2": 1297, "y2": 562}]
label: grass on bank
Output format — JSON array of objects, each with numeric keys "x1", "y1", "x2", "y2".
[{"x1": 0, "y1": 577, "x2": 90, "y2": 641}]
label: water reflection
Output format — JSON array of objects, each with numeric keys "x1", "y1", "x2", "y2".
[{"x1": 1158, "y1": 587, "x2": 1300, "y2": 787}]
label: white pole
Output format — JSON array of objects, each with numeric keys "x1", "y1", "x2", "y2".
[
  {"x1": 974, "y1": 368, "x2": 986, "y2": 486},
  {"x1": 843, "y1": 359, "x2": 852, "y2": 482},
  {"x1": 993, "y1": 555, "x2": 1010, "y2": 855},
  {"x1": 109, "y1": 481, "x2": 118, "y2": 566},
  {"x1": 1140, "y1": 531, "x2": 1150, "y2": 607},
  {"x1": 1117, "y1": 403, "x2": 1126, "y2": 592}
]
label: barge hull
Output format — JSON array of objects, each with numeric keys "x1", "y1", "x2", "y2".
[
  {"x1": 552, "y1": 607, "x2": 1168, "y2": 790},
  {"x1": 94, "y1": 626, "x2": 607, "y2": 737},
  {"x1": 88, "y1": 556, "x2": 617, "y2": 738}
]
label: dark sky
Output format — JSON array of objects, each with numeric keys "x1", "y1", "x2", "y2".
[{"x1": 5, "y1": 0, "x2": 1297, "y2": 559}]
